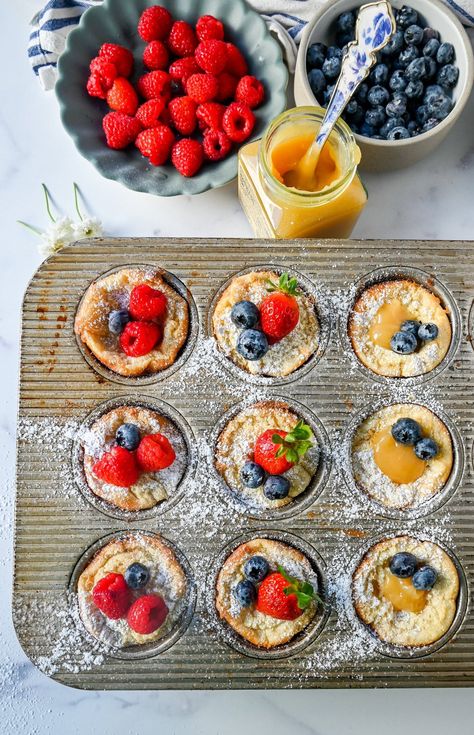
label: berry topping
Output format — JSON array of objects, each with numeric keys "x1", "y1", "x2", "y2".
[
  {"x1": 196, "y1": 15, "x2": 224, "y2": 42},
  {"x1": 127, "y1": 594, "x2": 169, "y2": 634},
  {"x1": 196, "y1": 102, "x2": 226, "y2": 132},
  {"x1": 169, "y1": 56, "x2": 200, "y2": 84},
  {"x1": 92, "y1": 446, "x2": 140, "y2": 487},
  {"x1": 240, "y1": 460, "x2": 265, "y2": 488},
  {"x1": 390, "y1": 330, "x2": 418, "y2": 354},
  {"x1": 389, "y1": 552, "x2": 417, "y2": 578},
  {"x1": 186, "y1": 73, "x2": 219, "y2": 103},
  {"x1": 412, "y1": 565, "x2": 437, "y2": 590},
  {"x1": 233, "y1": 580, "x2": 257, "y2": 607},
  {"x1": 244, "y1": 555, "x2": 269, "y2": 583},
  {"x1": 230, "y1": 300, "x2": 259, "y2": 329},
  {"x1": 256, "y1": 567, "x2": 316, "y2": 621},
  {"x1": 137, "y1": 433, "x2": 176, "y2": 472},
  {"x1": 391, "y1": 418, "x2": 422, "y2": 446},
  {"x1": 137, "y1": 70, "x2": 171, "y2": 101},
  {"x1": 129, "y1": 284, "x2": 168, "y2": 321},
  {"x1": 400, "y1": 319, "x2": 422, "y2": 336},
  {"x1": 116, "y1": 422, "x2": 141, "y2": 451},
  {"x1": 418, "y1": 323, "x2": 439, "y2": 341},
  {"x1": 222, "y1": 102, "x2": 255, "y2": 143},
  {"x1": 135, "y1": 124, "x2": 175, "y2": 166},
  {"x1": 102, "y1": 112, "x2": 142, "y2": 150},
  {"x1": 167, "y1": 20, "x2": 198, "y2": 57},
  {"x1": 171, "y1": 138, "x2": 204, "y2": 177},
  {"x1": 92, "y1": 572, "x2": 132, "y2": 619},
  {"x1": 263, "y1": 474, "x2": 290, "y2": 500},
  {"x1": 125, "y1": 562, "x2": 150, "y2": 590},
  {"x1": 119, "y1": 321, "x2": 161, "y2": 357},
  {"x1": 235, "y1": 75, "x2": 265, "y2": 109},
  {"x1": 259, "y1": 273, "x2": 300, "y2": 343},
  {"x1": 136, "y1": 99, "x2": 167, "y2": 128},
  {"x1": 108, "y1": 308, "x2": 130, "y2": 335},
  {"x1": 225, "y1": 43, "x2": 248, "y2": 77},
  {"x1": 236, "y1": 328, "x2": 268, "y2": 361},
  {"x1": 137, "y1": 5, "x2": 173, "y2": 42},
  {"x1": 168, "y1": 96, "x2": 197, "y2": 135},
  {"x1": 99, "y1": 43, "x2": 134, "y2": 77},
  {"x1": 414, "y1": 437, "x2": 439, "y2": 460},
  {"x1": 255, "y1": 420, "x2": 313, "y2": 475},
  {"x1": 143, "y1": 40, "x2": 169, "y2": 71},
  {"x1": 203, "y1": 129, "x2": 232, "y2": 161},
  {"x1": 106, "y1": 77, "x2": 139, "y2": 116}
]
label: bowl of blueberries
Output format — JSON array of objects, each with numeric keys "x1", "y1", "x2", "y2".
[{"x1": 294, "y1": 0, "x2": 474, "y2": 171}]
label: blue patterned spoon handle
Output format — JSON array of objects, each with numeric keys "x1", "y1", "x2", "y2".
[{"x1": 316, "y1": 0, "x2": 396, "y2": 148}]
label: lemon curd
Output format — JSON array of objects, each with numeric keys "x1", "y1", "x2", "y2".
[
  {"x1": 372, "y1": 426, "x2": 426, "y2": 484},
  {"x1": 368, "y1": 300, "x2": 415, "y2": 350},
  {"x1": 238, "y1": 107, "x2": 368, "y2": 239},
  {"x1": 379, "y1": 574, "x2": 428, "y2": 614}
]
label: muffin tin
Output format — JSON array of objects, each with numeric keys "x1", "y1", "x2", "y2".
[{"x1": 14, "y1": 237, "x2": 474, "y2": 689}]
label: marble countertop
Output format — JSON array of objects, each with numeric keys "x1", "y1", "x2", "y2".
[{"x1": 1, "y1": 3, "x2": 474, "y2": 734}]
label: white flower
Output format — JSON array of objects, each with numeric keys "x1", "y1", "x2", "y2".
[
  {"x1": 38, "y1": 216, "x2": 75, "y2": 258},
  {"x1": 73, "y1": 216, "x2": 103, "y2": 240}
]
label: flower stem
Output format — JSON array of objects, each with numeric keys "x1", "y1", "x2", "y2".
[
  {"x1": 73, "y1": 182, "x2": 83, "y2": 221},
  {"x1": 42, "y1": 183, "x2": 55, "y2": 223},
  {"x1": 17, "y1": 220, "x2": 43, "y2": 237}
]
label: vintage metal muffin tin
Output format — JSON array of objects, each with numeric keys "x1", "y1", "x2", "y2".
[{"x1": 14, "y1": 238, "x2": 474, "y2": 689}]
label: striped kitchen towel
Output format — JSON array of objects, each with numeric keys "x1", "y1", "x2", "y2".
[{"x1": 29, "y1": 0, "x2": 474, "y2": 90}]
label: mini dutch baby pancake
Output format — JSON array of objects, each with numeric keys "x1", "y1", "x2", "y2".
[
  {"x1": 77, "y1": 533, "x2": 188, "y2": 648},
  {"x1": 74, "y1": 266, "x2": 189, "y2": 377},
  {"x1": 212, "y1": 270, "x2": 319, "y2": 377},
  {"x1": 348, "y1": 279, "x2": 451, "y2": 378},
  {"x1": 80, "y1": 405, "x2": 188, "y2": 512},
  {"x1": 215, "y1": 400, "x2": 318, "y2": 509},
  {"x1": 351, "y1": 403, "x2": 453, "y2": 510},
  {"x1": 215, "y1": 537, "x2": 320, "y2": 648},
  {"x1": 352, "y1": 536, "x2": 460, "y2": 648}
]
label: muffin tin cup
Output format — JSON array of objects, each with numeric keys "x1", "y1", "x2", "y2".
[
  {"x1": 209, "y1": 396, "x2": 332, "y2": 520},
  {"x1": 341, "y1": 397, "x2": 465, "y2": 521},
  {"x1": 206, "y1": 529, "x2": 330, "y2": 660},
  {"x1": 69, "y1": 530, "x2": 197, "y2": 661},
  {"x1": 347, "y1": 532, "x2": 469, "y2": 660},
  {"x1": 74, "y1": 263, "x2": 199, "y2": 386},
  {"x1": 206, "y1": 264, "x2": 331, "y2": 387},
  {"x1": 72, "y1": 395, "x2": 197, "y2": 522},
  {"x1": 340, "y1": 265, "x2": 463, "y2": 386}
]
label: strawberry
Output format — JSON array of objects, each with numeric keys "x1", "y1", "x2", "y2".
[
  {"x1": 143, "y1": 40, "x2": 169, "y2": 70},
  {"x1": 129, "y1": 284, "x2": 168, "y2": 320},
  {"x1": 222, "y1": 102, "x2": 255, "y2": 143},
  {"x1": 106, "y1": 77, "x2": 138, "y2": 115},
  {"x1": 136, "y1": 98, "x2": 167, "y2": 128},
  {"x1": 171, "y1": 138, "x2": 204, "y2": 177},
  {"x1": 235, "y1": 75, "x2": 265, "y2": 109},
  {"x1": 92, "y1": 445, "x2": 140, "y2": 487},
  {"x1": 259, "y1": 273, "x2": 300, "y2": 343},
  {"x1": 135, "y1": 125, "x2": 175, "y2": 165},
  {"x1": 99, "y1": 43, "x2": 133, "y2": 77},
  {"x1": 256, "y1": 567, "x2": 317, "y2": 621},
  {"x1": 137, "y1": 70, "x2": 171, "y2": 101},
  {"x1": 254, "y1": 420, "x2": 313, "y2": 474},
  {"x1": 215, "y1": 72, "x2": 238, "y2": 101},
  {"x1": 225, "y1": 43, "x2": 248, "y2": 77},
  {"x1": 92, "y1": 573, "x2": 133, "y2": 619},
  {"x1": 196, "y1": 15, "x2": 224, "y2": 42},
  {"x1": 169, "y1": 56, "x2": 200, "y2": 84},
  {"x1": 138, "y1": 5, "x2": 173, "y2": 42},
  {"x1": 186, "y1": 73, "x2": 218, "y2": 103},
  {"x1": 196, "y1": 102, "x2": 225, "y2": 132},
  {"x1": 102, "y1": 112, "x2": 142, "y2": 149},
  {"x1": 137, "y1": 433, "x2": 176, "y2": 472},
  {"x1": 119, "y1": 321, "x2": 161, "y2": 356},
  {"x1": 195, "y1": 40, "x2": 228, "y2": 75},
  {"x1": 168, "y1": 96, "x2": 197, "y2": 135},
  {"x1": 203, "y1": 129, "x2": 232, "y2": 161},
  {"x1": 167, "y1": 20, "x2": 197, "y2": 57},
  {"x1": 127, "y1": 594, "x2": 168, "y2": 634}
]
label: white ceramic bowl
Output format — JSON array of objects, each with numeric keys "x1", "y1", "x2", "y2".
[{"x1": 294, "y1": 0, "x2": 474, "y2": 171}]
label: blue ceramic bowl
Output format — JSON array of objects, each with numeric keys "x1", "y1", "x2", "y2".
[{"x1": 56, "y1": 0, "x2": 288, "y2": 196}]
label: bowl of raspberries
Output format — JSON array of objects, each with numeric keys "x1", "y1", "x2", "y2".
[
  {"x1": 294, "y1": 0, "x2": 474, "y2": 171},
  {"x1": 56, "y1": 0, "x2": 287, "y2": 195}
]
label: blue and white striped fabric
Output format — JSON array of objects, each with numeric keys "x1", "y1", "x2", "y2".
[{"x1": 28, "y1": 0, "x2": 474, "y2": 91}]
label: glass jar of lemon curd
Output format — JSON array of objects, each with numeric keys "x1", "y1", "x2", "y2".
[{"x1": 238, "y1": 107, "x2": 368, "y2": 239}]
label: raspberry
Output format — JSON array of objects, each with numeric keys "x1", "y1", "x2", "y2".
[
  {"x1": 137, "y1": 433, "x2": 176, "y2": 471},
  {"x1": 171, "y1": 138, "x2": 204, "y2": 177},
  {"x1": 169, "y1": 56, "x2": 200, "y2": 84},
  {"x1": 87, "y1": 73, "x2": 108, "y2": 99},
  {"x1": 102, "y1": 112, "x2": 142, "y2": 149},
  {"x1": 195, "y1": 40, "x2": 228, "y2": 75},
  {"x1": 203, "y1": 129, "x2": 232, "y2": 161},
  {"x1": 92, "y1": 573, "x2": 133, "y2": 620},
  {"x1": 99, "y1": 43, "x2": 133, "y2": 77},
  {"x1": 168, "y1": 96, "x2": 197, "y2": 135},
  {"x1": 129, "y1": 284, "x2": 168, "y2": 320},
  {"x1": 167, "y1": 20, "x2": 197, "y2": 57},
  {"x1": 196, "y1": 102, "x2": 225, "y2": 131},
  {"x1": 138, "y1": 5, "x2": 173, "y2": 42},
  {"x1": 186, "y1": 73, "x2": 218, "y2": 103},
  {"x1": 235, "y1": 75, "x2": 265, "y2": 108},
  {"x1": 160, "y1": 107, "x2": 173, "y2": 127},
  {"x1": 137, "y1": 70, "x2": 171, "y2": 101},
  {"x1": 222, "y1": 102, "x2": 255, "y2": 143},
  {"x1": 127, "y1": 594, "x2": 169, "y2": 634},
  {"x1": 89, "y1": 57, "x2": 117, "y2": 89},
  {"x1": 136, "y1": 98, "x2": 166, "y2": 128},
  {"x1": 92, "y1": 446, "x2": 140, "y2": 487},
  {"x1": 225, "y1": 43, "x2": 248, "y2": 77},
  {"x1": 196, "y1": 15, "x2": 224, "y2": 42},
  {"x1": 136, "y1": 124, "x2": 175, "y2": 165},
  {"x1": 106, "y1": 77, "x2": 138, "y2": 115},
  {"x1": 215, "y1": 72, "x2": 238, "y2": 101},
  {"x1": 143, "y1": 40, "x2": 169, "y2": 70},
  {"x1": 120, "y1": 321, "x2": 161, "y2": 356}
]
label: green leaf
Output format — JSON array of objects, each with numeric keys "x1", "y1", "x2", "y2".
[
  {"x1": 271, "y1": 434, "x2": 284, "y2": 444},
  {"x1": 275, "y1": 446, "x2": 285, "y2": 458}
]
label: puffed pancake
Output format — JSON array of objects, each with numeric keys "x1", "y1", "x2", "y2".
[
  {"x1": 352, "y1": 536, "x2": 459, "y2": 647},
  {"x1": 348, "y1": 279, "x2": 451, "y2": 377},
  {"x1": 216, "y1": 538, "x2": 319, "y2": 648},
  {"x1": 77, "y1": 533, "x2": 187, "y2": 648},
  {"x1": 75, "y1": 267, "x2": 189, "y2": 377}
]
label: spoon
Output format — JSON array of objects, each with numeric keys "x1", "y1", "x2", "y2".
[{"x1": 286, "y1": 0, "x2": 396, "y2": 191}]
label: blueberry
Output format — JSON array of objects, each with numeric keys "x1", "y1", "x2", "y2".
[
  {"x1": 233, "y1": 580, "x2": 256, "y2": 607},
  {"x1": 365, "y1": 105, "x2": 386, "y2": 128},
  {"x1": 326, "y1": 45, "x2": 343, "y2": 59},
  {"x1": 386, "y1": 93, "x2": 407, "y2": 117},
  {"x1": 367, "y1": 85, "x2": 390, "y2": 107},
  {"x1": 263, "y1": 475, "x2": 290, "y2": 500},
  {"x1": 390, "y1": 552, "x2": 417, "y2": 578},
  {"x1": 244, "y1": 555, "x2": 269, "y2": 583},
  {"x1": 418, "y1": 322, "x2": 439, "y2": 341},
  {"x1": 322, "y1": 84, "x2": 336, "y2": 107},
  {"x1": 404, "y1": 24, "x2": 424, "y2": 46},
  {"x1": 437, "y1": 63, "x2": 459, "y2": 89},
  {"x1": 345, "y1": 99, "x2": 359, "y2": 116},
  {"x1": 396, "y1": 6, "x2": 418, "y2": 29},
  {"x1": 407, "y1": 120, "x2": 421, "y2": 136},
  {"x1": 240, "y1": 461, "x2": 265, "y2": 488},
  {"x1": 406, "y1": 57, "x2": 427, "y2": 81},
  {"x1": 399, "y1": 45, "x2": 420, "y2": 69},
  {"x1": 426, "y1": 90, "x2": 452, "y2": 120},
  {"x1": 423, "y1": 56, "x2": 437, "y2": 79},
  {"x1": 423, "y1": 37, "x2": 441, "y2": 58},
  {"x1": 401, "y1": 319, "x2": 422, "y2": 336},
  {"x1": 389, "y1": 70, "x2": 408, "y2": 92},
  {"x1": 424, "y1": 84, "x2": 444, "y2": 101},
  {"x1": 414, "y1": 437, "x2": 439, "y2": 460},
  {"x1": 422, "y1": 118, "x2": 439, "y2": 133},
  {"x1": 308, "y1": 68, "x2": 327, "y2": 97},
  {"x1": 392, "y1": 417, "x2": 423, "y2": 445},
  {"x1": 380, "y1": 116, "x2": 405, "y2": 138},
  {"x1": 390, "y1": 330, "x2": 418, "y2": 352},
  {"x1": 436, "y1": 42, "x2": 455, "y2": 66},
  {"x1": 116, "y1": 423, "x2": 141, "y2": 451},
  {"x1": 108, "y1": 309, "x2": 130, "y2": 335},
  {"x1": 236, "y1": 329, "x2": 268, "y2": 361},
  {"x1": 359, "y1": 121, "x2": 377, "y2": 138},
  {"x1": 336, "y1": 32, "x2": 354, "y2": 48},
  {"x1": 356, "y1": 82, "x2": 369, "y2": 104},
  {"x1": 412, "y1": 566, "x2": 438, "y2": 590},
  {"x1": 307, "y1": 42, "x2": 327, "y2": 70},
  {"x1": 423, "y1": 27, "x2": 440, "y2": 44},
  {"x1": 381, "y1": 29, "x2": 404, "y2": 56},
  {"x1": 322, "y1": 56, "x2": 342, "y2": 80},
  {"x1": 370, "y1": 63, "x2": 389, "y2": 86},
  {"x1": 231, "y1": 301, "x2": 259, "y2": 329},
  {"x1": 336, "y1": 10, "x2": 355, "y2": 34},
  {"x1": 416, "y1": 104, "x2": 430, "y2": 125},
  {"x1": 405, "y1": 79, "x2": 424, "y2": 99},
  {"x1": 125, "y1": 562, "x2": 150, "y2": 590}
]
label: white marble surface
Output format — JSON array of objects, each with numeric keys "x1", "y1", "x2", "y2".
[{"x1": 1, "y1": 3, "x2": 474, "y2": 734}]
